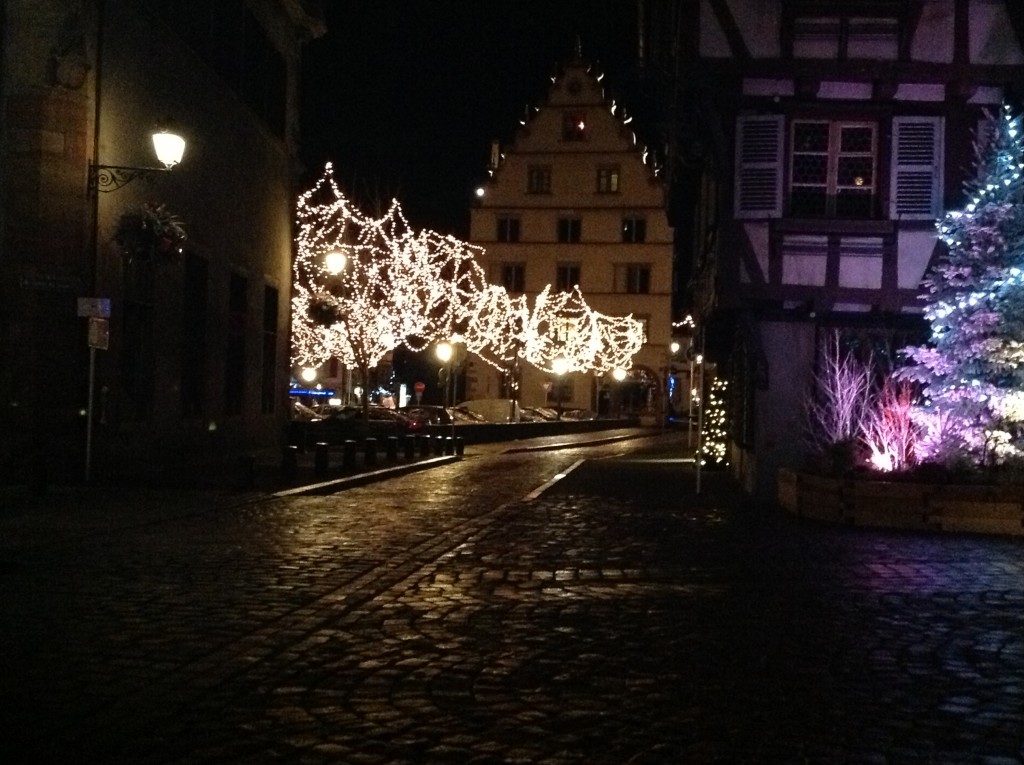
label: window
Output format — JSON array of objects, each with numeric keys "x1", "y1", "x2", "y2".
[
  {"x1": 622, "y1": 215, "x2": 647, "y2": 243},
  {"x1": 735, "y1": 114, "x2": 943, "y2": 221},
  {"x1": 225, "y1": 273, "x2": 247, "y2": 416},
  {"x1": 616, "y1": 264, "x2": 651, "y2": 294},
  {"x1": 597, "y1": 166, "x2": 620, "y2": 193},
  {"x1": 790, "y1": 120, "x2": 876, "y2": 218},
  {"x1": 261, "y1": 286, "x2": 278, "y2": 415},
  {"x1": 562, "y1": 111, "x2": 587, "y2": 141},
  {"x1": 557, "y1": 217, "x2": 581, "y2": 243},
  {"x1": 501, "y1": 262, "x2": 525, "y2": 293},
  {"x1": 496, "y1": 216, "x2": 520, "y2": 243},
  {"x1": 556, "y1": 263, "x2": 580, "y2": 292},
  {"x1": 181, "y1": 253, "x2": 208, "y2": 418},
  {"x1": 527, "y1": 166, "x2": 551, "y2": 194},
  {"x1": 791, "y1": 15, "x2": 898, "y2": 60}
]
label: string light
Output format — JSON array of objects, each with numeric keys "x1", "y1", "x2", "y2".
[{"x1": 292, "y1": 164, "x2": 646, "y2": 384}]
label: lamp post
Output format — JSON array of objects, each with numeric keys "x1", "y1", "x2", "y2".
[
  {"x1": 552, "y1": 354, "x2": 569, "y2": 419},
  {"x1": 664, "y1": 341, "x2": 680, "y2": 432},
  {"x1": 83, "y1": 127, "x2": 186, "y2": 482}
]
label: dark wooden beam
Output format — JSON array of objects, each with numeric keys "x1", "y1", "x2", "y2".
[{"x1": 707, "y1": 0, "x2": 752, "y2": 62}]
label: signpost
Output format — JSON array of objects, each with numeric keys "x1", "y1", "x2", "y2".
[{"x1": 78, "y1": 298, "x2": 110, "y2": 482}]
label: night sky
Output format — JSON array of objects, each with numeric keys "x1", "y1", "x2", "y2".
[{"x1": 299, "y1": 0, "x2": 645, "y2": 239}]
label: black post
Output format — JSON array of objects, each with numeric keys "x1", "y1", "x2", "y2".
[{"x1": 314, "y1": 441, "x2": 329, "y2": 476}]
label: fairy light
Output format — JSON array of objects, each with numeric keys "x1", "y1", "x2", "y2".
[
  {"x1": 292, "y1": 163, "x2": 646, "y2": 384},
  {"x1": 698, "y1": 379, "x2": 729, "y2": 468}
]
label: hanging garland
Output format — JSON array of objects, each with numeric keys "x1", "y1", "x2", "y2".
[{"x1": 115, "y1": 202, "x2": 187, "y2": 261}]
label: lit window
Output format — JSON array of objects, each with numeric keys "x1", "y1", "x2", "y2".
[
  {"x1": 790, "y1": 120, "x2": 876, "y2": 218},
  {"x1": 557, "y1": 217, "x2": 581, "y2": 243},
  {"x1": 562, "y1": 111, "x2": 587, "y2": 141},
  {"x1": 527, "y1": 166, "x2": 551, "y2": 194},
  {"x1": 597, "y1": 167, "x2": 620, "y2": 193},
  {"x1": 622, "y1": 216, "x2": 647, "y2": 243}
]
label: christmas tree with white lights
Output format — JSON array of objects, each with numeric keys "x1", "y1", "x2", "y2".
[{"x1": 900, "y1": 104, "x2": 1024, "y2": 464}]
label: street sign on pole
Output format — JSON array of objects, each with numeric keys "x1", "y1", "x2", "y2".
[{"x1": 87, "y1": 317, "x2": 109, "y2": 350}]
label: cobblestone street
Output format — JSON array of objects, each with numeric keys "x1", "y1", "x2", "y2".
[{"x1": 1, "y1": 433, "x2": 1023, "y2": 763}]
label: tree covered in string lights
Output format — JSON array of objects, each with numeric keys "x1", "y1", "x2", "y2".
[
  {"x1": 292, "y1": 163, "x2": 647, "y2": 408},
  {"x1": 899, "y1": 103, "x2": 1024, "y2": 465}
]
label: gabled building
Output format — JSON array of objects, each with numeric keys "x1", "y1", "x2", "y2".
[
  {"x1": 639, "y1": 0, "x2": 1024, "y2": 496},
  {"x1": 468, "y1": 52, "x2": 674, "y2": 417},
  {"x1": 0, "y1": 1, "x2": 325, "y2": 485}
]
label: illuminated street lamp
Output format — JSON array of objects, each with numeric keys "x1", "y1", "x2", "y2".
[
  {"x1": 325, "y1": 251, "x2": 347, "y2": 275},
  {"x1": 88, "y1": 127, "x2": 187, "y2": 194},
  {"x1": 83, "y1": 125, "x2": 187, "y2": 483},
  {"x1": 436, "y1": 340, "x2": 453, "y2": 407},
  {"x1": 552, "y1": 353, "x2": 569, "y2": 419}
]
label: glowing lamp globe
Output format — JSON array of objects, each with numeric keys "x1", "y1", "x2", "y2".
[{"x1": 151, "y1": 130, "x2": 186, "y2": 169}]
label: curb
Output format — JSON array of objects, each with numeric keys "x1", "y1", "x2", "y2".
[{"x1": 269, "y1": 455, "x2": 462, "y2": 498}]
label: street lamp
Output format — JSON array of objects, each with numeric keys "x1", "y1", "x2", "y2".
[
  {"x1": 552, "y1": 353, "x2": 569, "y2": 419},
  {"x1": 83, "y1": 126, "x2": 186, "y2": 482},
  {"x1": 436, "y1": 341, "x2": 453, "y2": 406},
  {"x1": 325, "y1": 251, "x2": 347, "y2": 275},
  {"x1": 88, "y1": 127, "x2": 187, "y2": 194}
]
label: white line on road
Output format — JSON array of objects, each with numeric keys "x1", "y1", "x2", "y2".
[{"x1": 522, "y1": 458, "x2": 586, "y2": 501}]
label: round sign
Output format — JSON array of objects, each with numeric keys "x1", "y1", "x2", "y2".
[{"x1": 414, "y1": 381, "x2": 426, "y2": 393}]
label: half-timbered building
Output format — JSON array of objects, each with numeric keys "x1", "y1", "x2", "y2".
[{"x1": 639, "y1": 0, "x2": 1024, "y2": 496}]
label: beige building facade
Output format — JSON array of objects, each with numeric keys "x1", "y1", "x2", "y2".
[
  {"x1": 0, "y1": 1, "x2": 324, "y2": 484},
  {"x1": 467, "y1": 55, "x2": 673, "y2": 417}
]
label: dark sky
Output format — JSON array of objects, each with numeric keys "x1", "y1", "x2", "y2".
[{"x1": 299, "y1": 0, "x2": 645, "y2": 238}]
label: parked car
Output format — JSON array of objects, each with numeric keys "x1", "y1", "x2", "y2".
[
  {"x1": 455, "y1": 398, "x2": 520, "y2": 423},
  {"x1": 399, "y1": 405, "x2": 453, "y2": 430},
  {"x1": 301, "y1": 404, "x2": 413, "y2": 444},
  {"x1": 451, "y1": 406, "x2": 488, "y2": 423},
  {"x1": 520, "y1": 406, "x2": 559, "y2": 422}
]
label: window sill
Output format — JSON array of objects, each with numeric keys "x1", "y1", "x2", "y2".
[{"x1": 774, "y1": 218, "x2": 895, "y2": 235}]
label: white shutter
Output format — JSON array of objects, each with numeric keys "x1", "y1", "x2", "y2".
[
  {"x1": 735, "y1": 115, "x2": 784, "y2": 219},
  {"x1": 890, "y1": 116, "x2": 943, "y2": 220}
]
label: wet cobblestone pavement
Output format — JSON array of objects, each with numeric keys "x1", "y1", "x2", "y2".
[{"x1": 1, "y1": 434, "x2": 1023, "y2": 763}]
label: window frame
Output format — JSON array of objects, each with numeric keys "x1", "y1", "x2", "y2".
[
  {"x1": 562, "y1": 111, "x2": 588, "y2": 141},
  {"x1": 615, "y1": 263, "x2": 652, "y2": 295},
  {"x1": 622, "y1": 215, "x2": 647, "y2": 243},
  {"x1": 527, "y1": 165, "x2": 552, "y2": 194},
  {"x1": 500, "y1": 262, "x2": 526, "y2": 294},
  {"x1": 496, "y1": 215, "x2": 520, "y2": 243},
  {"x1": 789, "y1": 119, "x2": 877, "y2": 218},
  {"x1": 597, "y1": 166, "x2": 620, "y2": 194},
  {"x1": 557, "y1": 217, "x2": 582, "y2": 244},
  {"x1": 556, "y1": 262, "x2": 581, "y2": 292}
]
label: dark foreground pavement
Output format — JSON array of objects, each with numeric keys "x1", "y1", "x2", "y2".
[{"x1": 1, "y1": 434, "x2": 1023, "y2": 763}]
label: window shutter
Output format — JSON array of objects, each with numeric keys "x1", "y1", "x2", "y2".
[
  {"x1": 890, "y1": 116, "x2": 943, "y2": 220},
  {"x1": 734, "y1": 115, "x2": 784, "y2": 219}
]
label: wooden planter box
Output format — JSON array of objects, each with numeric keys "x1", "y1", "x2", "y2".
[{"x1": 777, "y1": 468, "x2": 1024, "y2": 537}]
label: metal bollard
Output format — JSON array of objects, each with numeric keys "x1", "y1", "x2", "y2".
[
  {"x1": 444, "y1": 436, "x2": 454, "y2": 455},
  {"x1": 343, "y1": 439, "x2": 357, "y2": 468},
  {"x1": 314, "y1": 441, "x2": 329, "y2": 477},
  {"x1": 364, "y1": 437, "x2": 377, "y2": 466},
  {"x1": 418, "y1": 434, "x2": 431, "y2": 458},
  {"x1": 433, "y1": 435, "x2": 445, "y2": 455},
  {"x1": 455, "y1": 437, "x2": 465, "y2": 456},
  {"x1": 386, "y1": 436, "x2": 399, "y2": 461},
  {"x1": 404, "y1": 435, "x2": 416, "y2": 460},
  {"x1": 281, "y1": 445, "x2": 298, "y2": 481}
]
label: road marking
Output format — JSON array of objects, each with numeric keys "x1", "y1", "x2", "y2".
[{"x1": 523, "y1": 459, "x2": 586, "y2": 501}]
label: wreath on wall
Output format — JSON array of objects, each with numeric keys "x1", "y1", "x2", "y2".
[{"x1": 115, "y1": 202, "x2": 187, "y2": 262}]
